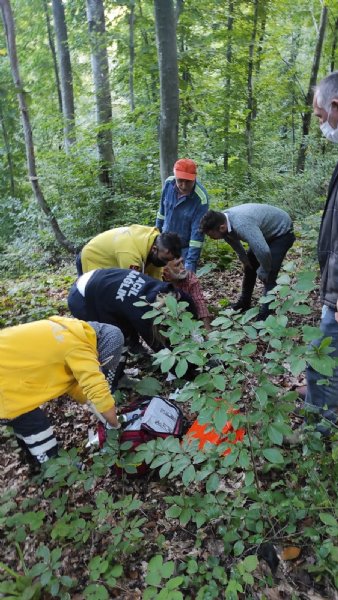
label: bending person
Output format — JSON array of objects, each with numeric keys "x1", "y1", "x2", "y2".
[
  {"x1": 68, "y1": 268, "x2": 197, "y2": 352},
  {"x1": 77, "y1": 224, "x2": 181, "y2": 280},
  {"x1": 200, "y1": 205, "x2": 295, "y2": 320},
  {"x1": 0, "y1": 317, "x2": 124, "y2": 468}
]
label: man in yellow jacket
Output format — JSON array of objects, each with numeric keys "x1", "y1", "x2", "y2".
[
  {"x1": 0, "y1": 316, "x2": 124, "y2": 467},
  {"x1": 77, "y1": 224, "x2": 182, "y2": 279}
]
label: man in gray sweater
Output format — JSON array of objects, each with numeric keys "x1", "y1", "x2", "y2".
[{"x1": 200, "y1": 204, "x2": 295, "y2": 319}]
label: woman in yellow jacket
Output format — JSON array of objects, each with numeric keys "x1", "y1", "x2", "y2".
[{"x1": 0, "y1": 316, "x2": 124, "y2": 466}]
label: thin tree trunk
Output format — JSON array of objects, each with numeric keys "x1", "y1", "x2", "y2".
[
  {"x1": 52, "y1": 0, "x2": 76, "y2": 151},
  {"x1": 42, "y1": 0, "x2": 62, "y2": 116},
  {"x1": 154, "y1": 0, "x2": 179, "y2": 184},
  {"x1": 245, "y1": 0, "x2": 259, "y2": 175},
  {"x1": 223, "y1": 0, "x2": 234, "y2": 173},
  {"x1": 0, "y1": 0, "x2": 75, "y2": 252},
  {"x1": 296, "y1": 5, "x2": 327, "y2": 173},
  {"x1": 137, "y1": 0, "x2": 157, "y2": 102},
  {"x1": 0, "y1": 102, "x2": 15, "y2": 195},
  {"x1": 86, "y1": 0, "x2": 114, "y2": 189},
  {"x1": 129, "y1": 0, "x2": 135, "y2": 111},
  {"x1": 175, "y1": 0, "x2": 184, "y2": 22},
  {"x1": 330, "y1": 17, "x2": 338, "y2": 72}
]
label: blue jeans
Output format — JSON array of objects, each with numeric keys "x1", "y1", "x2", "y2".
[{"x1": 305, "y1": 306, "x2": 338, "y2": 431}]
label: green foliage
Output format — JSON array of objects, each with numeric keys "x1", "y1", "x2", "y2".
[
  {"x1": 0, "y1": 0, "x2": 337, "y2": 275},
  {"x1": 1, "y1": 203, "x2": 338, "y2": 596},
  {"x1": 144, "y1": 555, "x2": 184, "y2": 600}
]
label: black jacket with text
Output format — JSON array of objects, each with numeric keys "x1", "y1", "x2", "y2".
[{"x1": 70, "y1": 268, "x2": 176, "y2": 351}]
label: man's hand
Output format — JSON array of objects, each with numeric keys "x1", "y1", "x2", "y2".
[{"x1": 101, "y1": 406, "x2": 119, "y2": 428}]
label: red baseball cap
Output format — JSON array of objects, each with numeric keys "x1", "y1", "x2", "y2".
[{"x1": 173, "y1": 158, "x2": 197, "y2": 181}]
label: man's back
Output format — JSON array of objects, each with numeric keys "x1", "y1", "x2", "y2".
[
  {"x1": 225, "y1": 203, "x2": 292, "y2": 242},
  {"x1": 80, "y1": 224, "x2": 162, "y2": 279}
]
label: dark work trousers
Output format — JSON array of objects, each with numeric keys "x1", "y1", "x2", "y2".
[
  {"x1": 10, "y1": 408, "x2": 59, "y2": 465},
  {"x1": 242, "y1": 230, "x2": 295, "y2": 314},
  {"x1": 68, "y1": 284, "x2": 127, "y2": 391}
]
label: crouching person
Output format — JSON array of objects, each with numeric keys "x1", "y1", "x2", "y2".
[
  {"x1": 0, "y1": 316, "x2": 124, "y2": 468},
  {"x1": 67, "y1": 268, "x2": 197, "y2": 353}
]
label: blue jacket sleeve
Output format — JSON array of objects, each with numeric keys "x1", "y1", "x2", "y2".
[
  {"x1": 155, "y1": 184, "x2": 167, "y2": 232},
  {"x1": 184, "y1": 201, "x2": 209, "y2": 272}
]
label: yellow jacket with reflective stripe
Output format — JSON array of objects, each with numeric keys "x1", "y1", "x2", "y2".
[
  {"x1": 81, "y1": 225, "x2": 163, "y2": 279},
  {"x1": 0, "y1": 316, "x2": 115, "y2": 419}
]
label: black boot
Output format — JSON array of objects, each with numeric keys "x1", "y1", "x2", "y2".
[{"x1": 231, "y1": 297, "x2": 251, "y2": 312}]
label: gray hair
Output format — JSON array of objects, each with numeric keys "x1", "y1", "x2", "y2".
[{"x1": 315, "y1": 71, "x2": 338, "y2": 111}]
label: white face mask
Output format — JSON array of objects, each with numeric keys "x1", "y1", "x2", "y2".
[{"x1": 320, "y1": 119, "x2": 338, "y2": 143}]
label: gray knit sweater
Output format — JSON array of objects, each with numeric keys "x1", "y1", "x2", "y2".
[{"x1": 223, "y1": 203, "x2": 293, "y2": 273}]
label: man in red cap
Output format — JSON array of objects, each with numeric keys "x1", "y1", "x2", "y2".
[{"x1": 155, "y1": 158, "x2": 209, "y2": 272}]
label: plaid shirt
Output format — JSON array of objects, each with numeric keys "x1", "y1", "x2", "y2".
[{"x1": 175, "y1": 272, "x2": 210, "y2": 320}]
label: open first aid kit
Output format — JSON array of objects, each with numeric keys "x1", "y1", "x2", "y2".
[{"x1": 97, "y1": 396, "x2": 186, "y2": 475}]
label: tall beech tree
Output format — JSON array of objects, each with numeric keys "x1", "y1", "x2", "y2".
[
  {"x1": 296, "y1": 4, "x2": 327, "y2": 173},
  {"x1": 86, "y1": 0, "x2": 114, "y2": 189},
  {"x1": 52, "y1": 0, "x2": 76, "y2": 151},
  {"x1": 223, "y1": 0, "x2": 234, "y2": 172},
  {"x1": 42, "y1": 0, "x2": 62, "y2": 116},
  {"x1": 129, "y1": 0, "x2": 135, "y2": 111},
  {"x1": 154, "y1": 0, "x2": 179, "y2": 184},
  {"x1": 245, "y1": 0, "x2": 259, "y2": 175},
  {"x1": 0, "y1": 0, "x2": 75, "y2": 252}
]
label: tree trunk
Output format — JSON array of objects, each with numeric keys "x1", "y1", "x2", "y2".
[
  {"x1": 245, "y1": 0, "x2": 259, "y2": 175},
  {"x1": 136, "y1": 0, "x2": 156, "y2": 103},
  {"x1": 296, "y1": 5, "x2": 327, "y2": 173},
  {"x1": 154, "y1": 0, "x2": 179, "y2": 184},
  {"x1": 330, "y1": 17, "x2": 338, "y2": 72},
  {"x1": 175, "y1": 0, "x2": 184, "y2": 22},
  {"x1": 0, "y1": 0, "x2": 75, "y2": 252},
  {"x1": 0, "y1": 102, "x2": 15, "y2": 195},
  {"x1": 42, "y1": 0, "x2": 62, "y2": 116},
  {"x1": 52, "y1": 0, "x2": 76, "y2": 151},
  {"x1": 129, "y1": 0, "x2": 135, "y2": 111},
  {"x1": 223, "y1": 0, "x2": 234, "y2": 173},
  {"x1": 86, "y1": 0, "x2": 114, "y2": 189}
]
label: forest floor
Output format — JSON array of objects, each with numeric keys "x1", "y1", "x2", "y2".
[{"x1": 0, "y1": 262, "x2": 337, "y2": 600}]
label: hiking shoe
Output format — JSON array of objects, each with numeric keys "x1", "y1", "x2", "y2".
[{"x1": 231, "y1": 298, "x2": 251, "y2": 312}]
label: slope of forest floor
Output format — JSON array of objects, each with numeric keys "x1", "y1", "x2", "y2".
[{"x1": 0, "y1": 259, "x2": 337, "y2": 600}]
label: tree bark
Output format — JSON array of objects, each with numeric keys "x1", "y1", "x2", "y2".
[
  {"x1": 52, "y1": 0, "x2": 76, "y2": 151},
  {"x1": 0, "y1": 101, "x2": 15, "y2": 195},
  {"x1": 223, "y1": 0, "x2": 234, "y2": 173},
  {"x1": 330, "y1": 16, "x2": 338, "y2": 72},
  {"x1": 86, "y1": 0, "x2": 114, "y2": 189},
  {"x1": 245, "y1": 0, "x2": 259, "y2": 175},
  {"x1": 42, "y1": 0, "x2": 62, "y2": 116},
  {"x1": 175, "y1": 0, "x2": 184, "y2": 22},
  {"x1": 0, "y1": 0, "x2": 75, "y2": 252},
  {"x1": 137, "y1": 0, "x2": 157, "y2": 103},
  {"x1": 129, "y1": 0, "x2": 135, "y2": 111},
  {"x1": 154, "y1": 0, "x2": 179, "y2": 184},
  {"x1": 296, "y1": 5, "x2": 327, "y2": 173}
]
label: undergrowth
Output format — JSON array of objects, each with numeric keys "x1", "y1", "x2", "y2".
[{"x1": 0, "y1": 220, "x2": 337, "y2": 599}]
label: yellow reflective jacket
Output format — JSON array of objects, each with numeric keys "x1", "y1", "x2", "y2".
[
  {"x1": 80, "y1": 224, "x2": 163, "y2": 279},
  {"x1": 0, "y1": 316, "x2": 115, "y2": 419}
]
